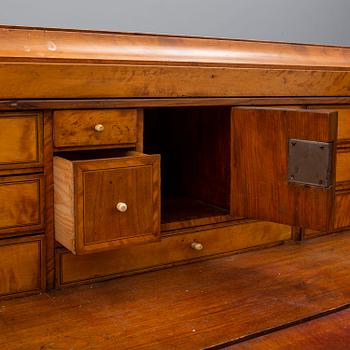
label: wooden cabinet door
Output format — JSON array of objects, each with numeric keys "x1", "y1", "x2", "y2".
[{"x1": 231, "y1": 107, "x2": 338, "y2": 231}]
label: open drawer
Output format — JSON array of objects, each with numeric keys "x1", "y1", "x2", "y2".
[
  {"x1": 54, "y1": 151, "x2": 160, "y2": 255},
  {"x1": 231, "y1": 107, "x2": 339, "y2": 232}
]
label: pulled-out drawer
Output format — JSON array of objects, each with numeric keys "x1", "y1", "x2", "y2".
[
  {"x1": 0, "y1": 235, "x2": 45, "y2": 297},
  {"x1": 0, "y1": 112, "x2": 43, "y2": 171},
  {"x1": 54, "y1": 151, "x2": 160, "y2": 255},
  {"x1": 0, "y1": 174, "x2": 44, "y2": 235},
  {"x1": 53, "y1": 109, "x2": 139, "y2": 148}
]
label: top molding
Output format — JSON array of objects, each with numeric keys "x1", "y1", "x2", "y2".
[{"x1": 0, "y1": 25, "x2": 350, "y2": 69}]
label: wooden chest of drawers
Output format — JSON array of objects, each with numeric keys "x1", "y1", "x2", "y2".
[{"x1": 1, "y1": 25, "x2": 350, "y2": 297}]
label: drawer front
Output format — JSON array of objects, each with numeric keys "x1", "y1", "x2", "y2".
[
  {"x1": 0, "y1": 174, "x2": 44, "y2": 235},
  {"x1": 53, "y1": 109, "x2": 138, "y2": 148},
  {"x1": 335, "y1": 191, "x2": 350, "y2": 229},
  {"x1": 54, "y1": 153, "x2": 161, "y2": 254},
  {"x1": 0, "y1": 235, "x2": 45, "y2": 297},
  {"x1": 307, "y1": 106, "x2": 350, "y2": 141},
  {"x1": 0, "y1": 112, "x2": 43, "y2": 170},
  {"x1": 336, "y1": 150, "x2": 350, "y2": 184},
  {"x1": 57, "y1": 221, "x2": 291, "y2": 286}
]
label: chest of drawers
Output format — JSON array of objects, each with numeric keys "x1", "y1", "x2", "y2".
[{"x1": 0, "y1": 25, "x2": 350, "y2": 297}]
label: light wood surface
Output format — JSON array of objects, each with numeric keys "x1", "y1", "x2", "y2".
[
  {"x1": 0, "y1": 112, "x2": 43, "y2": 171},
  {"x1": 0, "y1": 235, "x2": 45, "y2": 297},
  {"x1": 53, "y1": 109, "x2": 138, "y2": 148},
  {"x1": 53, "y1": 157, "x2": 76, "y2": 253},
  {"x1": 1, "y1": 64, "x2": 350, "y2": 99}
]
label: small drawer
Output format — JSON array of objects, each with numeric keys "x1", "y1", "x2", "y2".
[
  {"x1": 0, "y1": 174, "x2": 44, "y2": 235},
  {"x1": 53, "y1": 109, "x2": 139, "y2": 148},
  {"x1": 0, "y1": 235, "x2": 45, "y2": 297},
  {"x1": 335, "y1": 191, "x2": 350, "y2": 229},
  {"x1": 0, "y1": 112, "x2": 43, "y2": 170},
  {"x1": 54, "y1": 151, "x2": 160, "y2": 254},
  {"x1": 336, "y1": 150, "x2": 350, "y2": 183},
  {"x1": 308, "y1": 106, "x2": 350, "y2": 141}
]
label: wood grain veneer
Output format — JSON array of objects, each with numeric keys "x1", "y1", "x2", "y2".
[
  {"x1": 0, "y1": 26, "x2": 349, "y2": 99},
  {"x1": 0, "y1": 174, "x2": 44, "y2": 236},
  {"x1": 53, "y1": 109, "x2": 138, "y2": 148},
  {"x1": 231, "y1": 107, "x2": 338, "y2": 231},
  {"x1": 0, "y1": 235, "x2": 45, "y2": 297},
  {"x1": 0, "y1": 112, "x2": 43, "y2": 171}
]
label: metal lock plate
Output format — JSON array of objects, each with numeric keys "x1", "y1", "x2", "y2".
[{"x1": 288, "y1": 139, "x2": 333, "y2": 187}]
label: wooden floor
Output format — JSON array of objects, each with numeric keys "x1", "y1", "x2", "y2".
[{"x1": 2, "y1": 232, "x2": 350, "y2": 349}]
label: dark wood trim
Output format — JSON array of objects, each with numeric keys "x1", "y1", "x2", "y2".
[{"x1": 0, "y1": 97, "x2": 350, "y2": 111}]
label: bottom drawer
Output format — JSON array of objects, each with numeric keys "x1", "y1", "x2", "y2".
[
  {"x1": 303, "y1": 191, "x2": 350, "y2": 238},
  {"x1": 335, "y1": 191, "x2": 350, "y2": 228},
  {"x1": 0, "y1": 235, "x2": 45, "y2": 297},
  {"x1": 56, "y1": 221, "x2": 291, "y2": 287}
]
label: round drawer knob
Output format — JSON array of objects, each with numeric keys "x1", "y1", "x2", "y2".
[
  {"x1": 94, "y1": 124, "x2": 105, "y2": 132},
  {"x1": 191, "y1": 242, "x2": 203, "y2": 251},
  {"x1": 116, "y1": 202, "x2": 128, "y2": 213}
]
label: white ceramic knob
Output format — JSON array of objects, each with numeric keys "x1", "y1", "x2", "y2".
[
  {"x1": 94, "y1": 124, "x2": 105, "y2": 132},
  {"x1": 191, "y1": 242, "x2": 203, "y2": 251},
  {"x1": 116, "y1": 202, "x2": 128, "y2": 213}
]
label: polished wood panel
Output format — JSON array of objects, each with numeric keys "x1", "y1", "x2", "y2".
[
  {"x1": 53, "y1": 109, "x2": 138, "y2": 148},
  {"x1": 229, "y1": 307, "x2": 350, "y2": 349},
  {"x1": 0, "y1": 235, "x2": 45, "y2": 297},
  {"x1": 308, "y1": 106, "x2": 350, "y2": 141},
  {"x1": 57, "y1": 221, "x2": 291, "y2": 286},
  {"x1": 1, "y1": 25, "x2": 350, "y2": 68},
  {"x1": 231, "y1": 107, "x2": 338, "y2": 231},
  {"x1": 54, "y1": 152, "x2": 161, "y2": 255},
  {"x1": 0, "y1": 112, "x2": 43, "y2": 171},
  {"x1": 2, "y1": 64, "x2": 350, "y2": 99},
  {"x1": 2, "y1": 232, "x2": 350, "y2": 349},
  {"x1": 0, "y1": 174, "x2": 44, "y2": 235}
]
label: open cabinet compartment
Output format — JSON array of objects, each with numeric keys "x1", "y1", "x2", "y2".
[{"x1": 143, "y1": 106, "x2": 233, "y2": 231}]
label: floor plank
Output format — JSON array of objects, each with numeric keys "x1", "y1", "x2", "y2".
[
  {"x1": 2, "y1": 232, "x2": 350, "y2": 349},
  {"x1": 228, "y1": 306, "x2": 350, "y2": 349}
]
